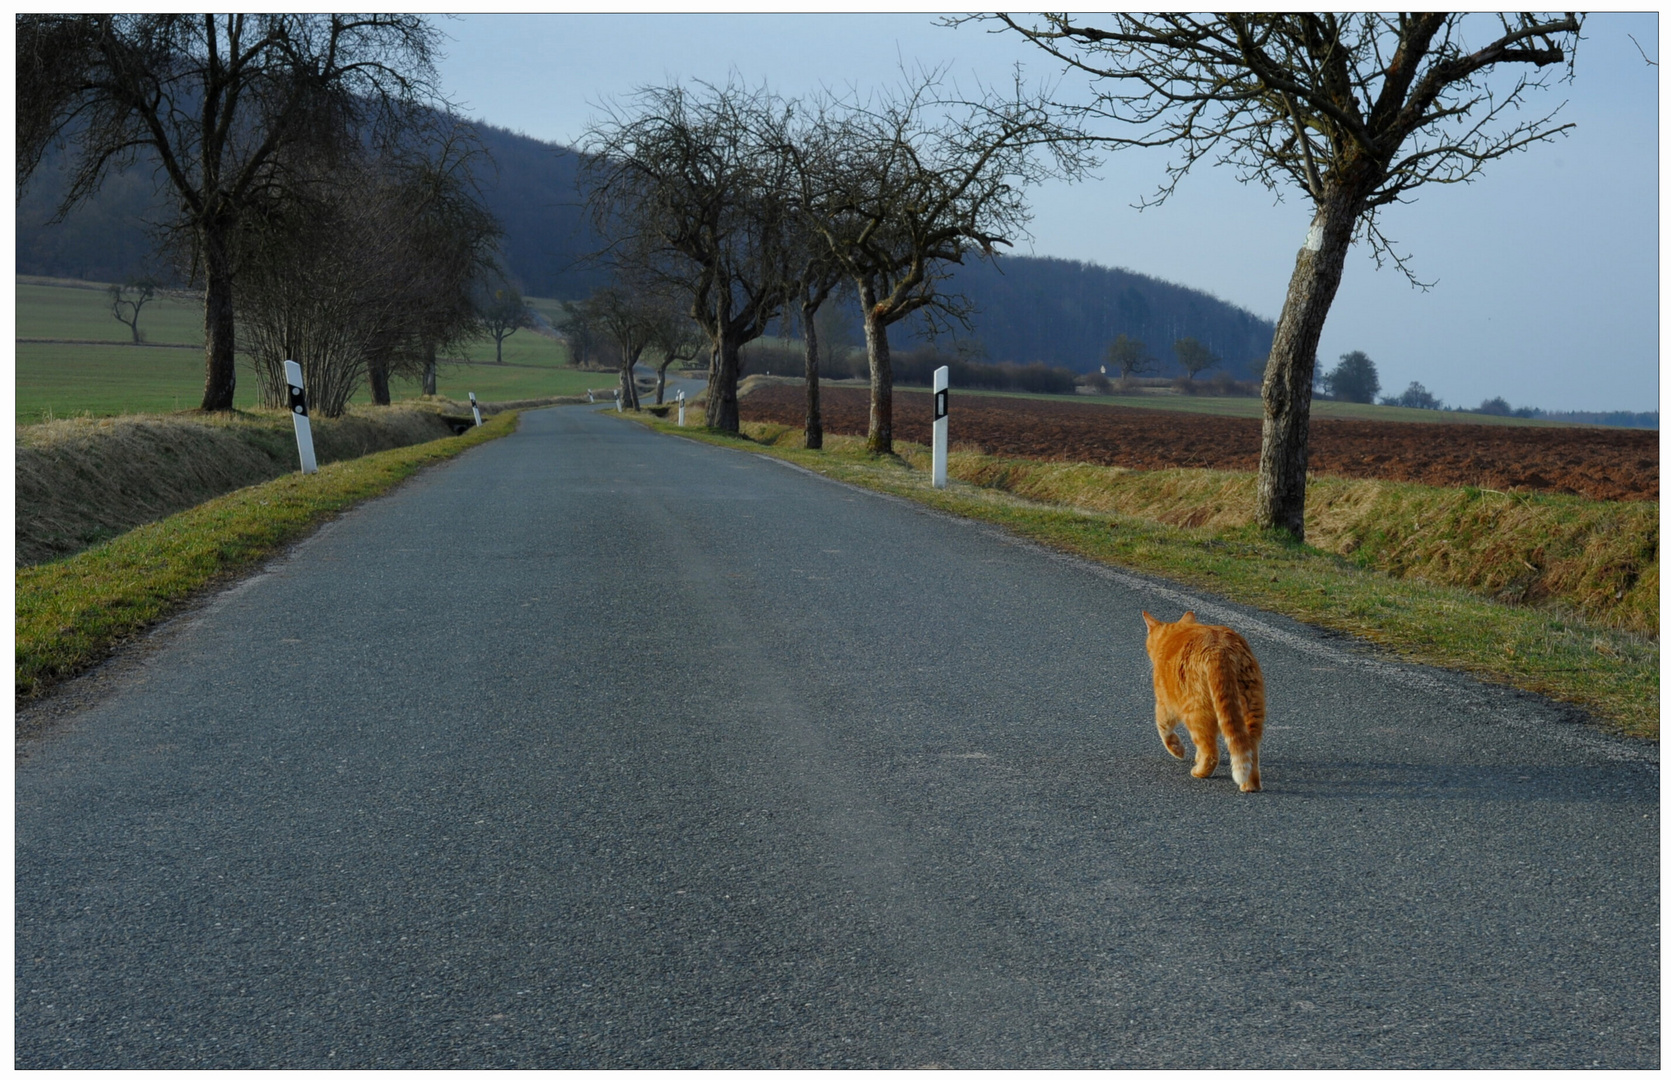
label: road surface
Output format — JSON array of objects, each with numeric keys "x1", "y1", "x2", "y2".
[{"x1": 16, "y1": 405, "x2": 1658, "y2": 1067}]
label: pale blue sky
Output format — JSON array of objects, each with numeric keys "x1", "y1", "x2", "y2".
[{"x1": 434, "y1": 13, "x2": 1659, "y2": 414}]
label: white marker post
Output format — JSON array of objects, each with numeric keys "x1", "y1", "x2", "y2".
[
  {"x1": 283, "y1": 360, "x2": 317, "y2": 475},
  {"x1": 468, "y1": 392, "x2": 482, "y2": 427},
  {"x1": 932, "y1": 365, "x2": 949, "y2": 489},
  {"x1": 677, "y1": 390, "x2": 686, "y2": 426},
  {"x1": 615, "y1": 389, "x2": 622, "y2": 413}
]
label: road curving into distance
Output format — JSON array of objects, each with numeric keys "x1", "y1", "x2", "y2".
[{"x1": 16, "y1": 405, "x2": 1658, "y2": 1068}]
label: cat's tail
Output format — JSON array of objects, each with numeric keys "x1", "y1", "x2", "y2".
[{"x1": 1209, "y1": 666, "x2": 1261, "y2": 793}]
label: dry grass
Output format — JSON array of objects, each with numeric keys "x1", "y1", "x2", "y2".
[
  {"x1": 873, "y1": 453, "x2": 1658, "y2": 638},
  {"x1": 17, "y1": 404, "x2": 458, "y2": 567}
]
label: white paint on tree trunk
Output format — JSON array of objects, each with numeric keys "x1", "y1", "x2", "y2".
[
  {"x1": 283, "y1": 360, "x2": 317, "y2": 475},
  {"x1": 1304, "y1": 219, "x2": 1324, "y2": 252}
]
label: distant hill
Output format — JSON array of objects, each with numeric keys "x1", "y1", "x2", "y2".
[
  {"x1": 17, "y1": 118, "x2": 1272, "y2": 376},
  {"x1": 908, "y1": 255, "x2": 1275, "y2": 375},
  {"x1": 466, "y1": 122, "x2": 611, "y2": 299},
  {"x1": 15, "y1": 119, "x2": 613, "y2": 300},
  {"x1": 17, "y1": 146, "x2": 171, "y2": 283}
]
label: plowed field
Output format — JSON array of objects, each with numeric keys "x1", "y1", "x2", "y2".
[{"x1": 740, "y1": 385, "x2": 1657, "y2": 502}]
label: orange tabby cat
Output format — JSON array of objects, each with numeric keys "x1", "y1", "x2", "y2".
[{"x1": 1141, "y1": 610, "x2": 1265, "y2": 792}]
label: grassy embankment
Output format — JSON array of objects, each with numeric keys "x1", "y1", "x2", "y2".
[
  {"x1": 15, "y1": 410, "x2": 520, "y2": 702},
  {"x1": 15, "y1": 277, "x2": 608, "y2": 425},
  {"x1": 16, "y1": 403, "x2": 507, "y2": 566},
  {"x1": 620, "y1": 410, "x2": 1658, "y2": 739}
]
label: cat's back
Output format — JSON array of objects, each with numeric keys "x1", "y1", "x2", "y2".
[{"x1": 1167, "y1": 621, "x2": 1262, "y2": 682}]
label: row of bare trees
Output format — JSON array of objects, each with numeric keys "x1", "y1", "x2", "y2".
[
  {"x1": 17, "y1": 14, "x2": 513, "y2": 419},
  {"x1": 581, "y1": 13, "x2": 1581, "y2": 540},
  {"x1": 559, "y1": 288, "x2": 706, "y2": 409},
  {"x1": 580, "y1": 71, "x2": 1087, "y2": 455}
]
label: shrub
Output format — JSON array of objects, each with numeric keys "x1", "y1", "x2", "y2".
[
  {"x1": 1382, "y1": 381, "x2": 1445, "y2": 410},
  {"x1": 1077, "y1": 371, "x2": 1114, "y2": 394}
]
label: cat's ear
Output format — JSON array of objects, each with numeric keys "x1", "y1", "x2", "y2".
[
  {"x1": 1141, "y1": 611, "x2": 1159, "y2": 631},
  {"x1": 1179, "y1": 611, "x2": 1197, "y2": 623}
]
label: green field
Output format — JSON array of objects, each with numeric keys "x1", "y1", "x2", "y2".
[
  {"x1": 17, "y1": 278, "x2": 206, "y2": 345},
  {"x1": 15, "y1": 278, "x2": 606, "y2": 424},
  {"x1": 18, "y1": 341, "x2": 265, "y2": 420}
]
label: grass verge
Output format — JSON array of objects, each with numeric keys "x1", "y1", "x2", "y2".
[
  {"x1": 17, "y1": 403, "x2": 467, "y2": 567},
  {"x1": 620, "y1": 412, "x2": 1658, "y2": 740},
  {"x1": 16, "y1": 410, "x2": 519, "y2": 703}
]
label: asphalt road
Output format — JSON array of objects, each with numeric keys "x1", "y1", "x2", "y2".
[{"x1": 15, "y1": 405, "x2": 1658, "y2": 1068}]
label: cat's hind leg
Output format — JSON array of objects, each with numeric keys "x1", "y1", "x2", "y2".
[
  {"x1": 1183, "y1": 709, "x2": 1220, "y2": 779},
  {"x1": 1225, "y1": 731, "x2": 1261, "y2": 793},
  {"x1": 1154, "y1": 702, "x2": 1188, "y2": 760}
]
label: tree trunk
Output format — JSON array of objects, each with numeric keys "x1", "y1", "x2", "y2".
[
  {"x1": 199, "y1": 222, "x2": 238, "y2": 411},
  {"x1": 1257, "y1": 193, "x2": 1359, "y2": 541},
  {"x1": 859, "y1": 277, "x2": 893, "y2": 455},
  {"x1": 495, "y1": 333, "x2": 505, "y2": 363},
  {"x1": 802, "y1": 299, "x2": 823, "y2": 450},
  {"x1": 619, "y1": 347, "x2": 643, "y2": 411},
  {"x1": 367, "y1": 353, "x2": 392, "y2": 406},
  {"x1": 422, "y1": 344, "x2": 438, "y2": 396},
  {"x1": 705, "y1": 331, "x2": 742, "y2": 432}
]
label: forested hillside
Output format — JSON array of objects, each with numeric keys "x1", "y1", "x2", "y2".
[
  {"x1": 18, "y1": 119, "x2": 1273, "y2": 375},
  {"x1": 904, "y1": 256, "x2": 1274, "y2": 375},
  {"x1": 17, "y1": 147, "x2": 165, "y2": 283}
]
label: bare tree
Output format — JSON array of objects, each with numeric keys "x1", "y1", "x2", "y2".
[
  {"x1": 790, "y1": 255, "x2": 849, "y2": 450},
  {"x1": 476, "y1": 281, "x2": 531, "y2": 364},
  {"x1": 238, "y1": 124, "x2": 496, "y2": 416},
  {"x1": 558, "y1": 299, "x2": 610, "y2": 370},
  {"x1": 1104, "y1": 333, "x2": 1152, "y2": 387},
  {"x1": 581, "y1": 79, "x2": 800, "y2": 432},
  {"x1": 17, "y1": 14, "x2": 444, "y2": 412},
  {"x1": 573, "y1": 285, "x2": 667, "y2": 411},
  {"x1": 1172, "y1": 337, "x2": 1220, "y2": 383},
  {"x1": 393, "y1": 131, "x2": 500, "y2": 401},
  {"x1": 238, "y1": 183, "x2": 400, "y2": 417},
  {"x1": 645, "y1": 304, "x2": 706, "y2": 406},
  {"x1": 984, "y1": 13, "x2": 1581, "y2": 538},
  {"x1": 107, "y1": 276, "x2": 156, "y2": 343},
  {"x1": 788, "y1": 73, "x2": 1089, "y2": 454}
]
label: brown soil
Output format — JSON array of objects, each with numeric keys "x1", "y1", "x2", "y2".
[{"x1": 740, "y1": 385, "x2": 1658, "y2": 502}]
